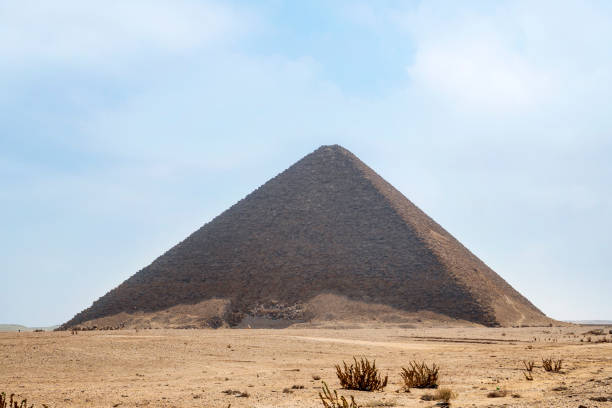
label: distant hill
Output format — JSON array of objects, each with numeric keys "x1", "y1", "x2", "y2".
[
  {"x1": 567, "y1": 320, "x2": 612, "y2": 325},
  {"x1": 0, "y1": 324, "x2": 59, "y2": 332}
]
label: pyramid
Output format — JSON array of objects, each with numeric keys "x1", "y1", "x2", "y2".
[{"x1": 63, "y1": 145, "x2": 549, "y2": 329}]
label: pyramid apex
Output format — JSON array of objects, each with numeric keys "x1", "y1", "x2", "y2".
[{"x1": 310, "y1": 144, "x2": 354, "y2": 158}]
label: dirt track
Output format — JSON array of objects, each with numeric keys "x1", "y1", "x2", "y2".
[{"x1": 1, "y1": 326, "x2": 611, "y2": 407}]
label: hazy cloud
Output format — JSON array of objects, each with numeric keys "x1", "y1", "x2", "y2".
[{"x1": 0, "y1": 0, "x2": 249, "y2": 66}]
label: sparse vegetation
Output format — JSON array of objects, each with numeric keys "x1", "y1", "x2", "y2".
[
  {"x1": 222, "y1": 389, "x2": 249, "y2": 398},
  {"x1": 542, "y1": 358, "x2": 562, "y2": 372},
  {"x1": 400, "y1": 361, "x2": 439, "y2": 389},
  {"x1": 335, "y1": 357, "x2": 388, "y2": 391},
  {"x1": 319, "y1": 381, "x2": 359, "y2": 408},
  {"x1": 433, "y1": 388, "x2": 456, "y2": 402},
  {"x1": 0, "y1": 392, "x2": 48, "y2": 408},
  {"x1": 522, "y1": 360, "x2": 534, "y2": 372},
  {"x1": 487, "y1": 389, "x2": 507, "y2": 398},
  {"x1": 590, "y1": 396, "x2": 612, "y2": 402}
]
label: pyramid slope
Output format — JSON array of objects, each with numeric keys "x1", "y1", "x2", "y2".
[{"x1": 63, "y1": 145, "x2": 549, "y2": 328}]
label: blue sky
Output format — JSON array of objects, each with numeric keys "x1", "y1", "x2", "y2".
[{"x1": 1, "y1": 0, "x2": 611, "y2": 326}]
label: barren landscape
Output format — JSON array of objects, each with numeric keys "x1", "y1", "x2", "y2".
[{"x1": 2, "y1": 325, "x2": 611, "y2": 407}]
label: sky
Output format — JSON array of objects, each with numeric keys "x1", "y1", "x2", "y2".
[{"x1": 1, "y1": 0, "x2": 611, "y2": 326}]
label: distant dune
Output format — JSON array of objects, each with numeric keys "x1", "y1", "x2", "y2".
[
  {"x1": 0, "y1": 324, "x2": 59, "y2": 332},
  {"x1": 568, "y1": 320, "x2": 612, "y2": 325}
]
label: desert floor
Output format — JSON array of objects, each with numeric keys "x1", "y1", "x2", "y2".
[{"x1": 1, "y1": 325, "x2": 611, "y2": 407}]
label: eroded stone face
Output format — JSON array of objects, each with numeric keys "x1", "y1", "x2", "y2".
[{"x1": 62, "y1": 145, "x2": 549, "y2": 329}]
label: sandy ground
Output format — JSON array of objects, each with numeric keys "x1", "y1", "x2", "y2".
[{"x1": 1, "y1": 325, "x2": 611, "y2": 407}]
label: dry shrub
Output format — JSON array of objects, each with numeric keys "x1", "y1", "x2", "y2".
[
  {"x1": 434, "y1": 388, "x2": 456, "y2": 402},
  {"x1": 400, "y1": 361, "x2": 439, "y2": 389},
  {"x1": 1, "y1": 391, "x2": 48, "y2": 408},
  {"x1": 335, "y1": 357, "x2": 388, "y2": 391},
  {"x1": 542, "y1": 358, "x2": 562, "y2": 372},
  {"x1": 487, "y1": 389, "x2": 507, "y2": 398},
  {"x1": 222, "y1": 390, "x2": 249, "y2": 398},
  {"x1": 522, "y1": 360, "x2": 534, "y2": 372},
  {"x1": 291, "y1": 385, "x2": 305, "y2": 389},
  {"x1": 313, "y1": 375, "x2": 322, "y2": 381},
  {"x1": 319, "y1": 381, "x2": 359, "y2": 408},
  {"x1": 590, "y1": 396, "x2": 612, "y2": 402},
  {"x1": 522, "y1": 371, "x2": 533, "y2": 381}
]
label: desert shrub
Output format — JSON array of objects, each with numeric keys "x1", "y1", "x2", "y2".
[
  {"x1": 282, "y1": 388, "x2": 293, "y2": 394},
  {"x1": 542, "y1": 358, "x2": 562, "y2": 372},
  {"x1": 335, "y1": 357, "x2": 388, "y2": 391},
  {"x1": 222, "y1": 389, "x2": 249, "y2": 398},
  {"x1": 319, "y1": 381, "x2": 359, "y2": 408},
  {"x1": 291, "y1": 385, "x2": 305, "y2": 389},
  {"x1": 400, "y1": 361, "x2": 439, "y2": 389},
  {"x1": 522, "y1": 360, "x2": 534, "y2": 372},
  {"x1": 0, "y1": 392, "x2": 45, "y2": 408},
  {"x1": 584, "y1": 329, "x2": 604, "y2": 336},
  {"x1": 590, "y1": 396, "x2": 612, "y2": 402},
  {"x1": 487, "y1": 389, "x2": 507, "y2": 398},
  {"x1": 433, "y1": 388, "x2": 456, "y2": 402},
  {"x1": 313, "y1": 375, "x2": 322, "y2": 381}
]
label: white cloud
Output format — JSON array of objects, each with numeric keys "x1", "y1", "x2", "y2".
[
  {"x1": 0, "y1": 0, "x2": 248, "y2": 65},
  {"x1": 390, "y1": 1, "x2": 612, "y2": 117},
  {"x1": 408, "y1": 35, "x2": 552, "y2": 112}
]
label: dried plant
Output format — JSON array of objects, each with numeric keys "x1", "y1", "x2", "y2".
[
  {"x1": 0, "y1": 392, "x2": 39, "y2": 408},
  {"x1": 487, "y1": 389, "x2": 507, "y2": 398},
  {"x1": 522, "y1": 371, "x2": 533, "y2": 381},
  {"x1": 522, "y1": 360, "x2": 534, "y2": 372},
  {"x1": 319, "y1": 381, "x2": 359, "y2": 408},
  {"x1": 400, "y1": 361, "x2": 439, "y2": 389},
  {"x1": 222, "y1": 389, "x2": 249, "y2": 398},
  {"x1": 542, "y1": 358, "x2": 562, "y2": 372},
  {"x1": 434, "y1": 388, "x2": 456, "y2": 402},
  {"x1": 335, "y1": 357, "x2": 388, "y2": 391}
]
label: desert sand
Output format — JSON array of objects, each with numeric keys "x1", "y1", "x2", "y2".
[{"x1": 1, "y1": 325, "x2": 611, "y2": 407}]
